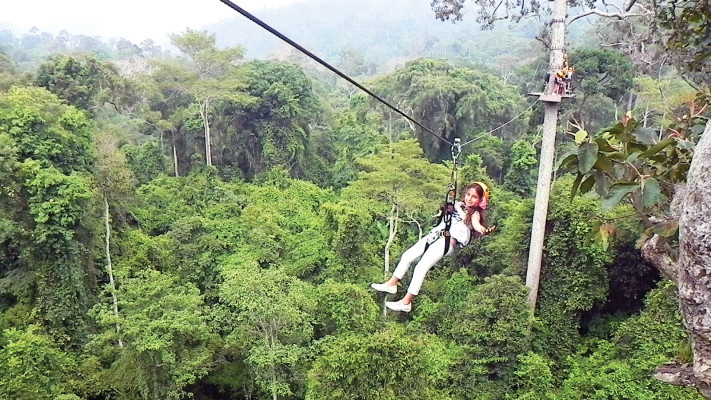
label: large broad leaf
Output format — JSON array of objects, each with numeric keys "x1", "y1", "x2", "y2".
[
  {"x1": 652, "y1": 219, "x2": 679, "y2": 237},
  {"x1": 612, "y1": 163, "x2": 627, "y2": 180},
  {"x1": 676, "y1": 139, "x2": 695, "y2": 150},
  {"x1": 608, "y1": 152, "x2": 626, "y2": 161},
  {"x1": 635, "y1": 126, "x2": 658, "y2": 145},
  {"x1": 580, "y1": 175, "x2": 596, "y2": 194},
  {"x1": 604, "y1": 122, "x2": 625, "y2": 137},
  {"x1": 642, "y1": 178, "x2": 661, "y2": 207},
  {"x1": 570, "y1": 173, "x2": 583, "y2": 200},
  {"x1": 641, "y1": 138, "x2": 675, "y2": 158},
  {"x1": 627, "y1": 151, "x2": 642, "y2": 162},
  {"x1": 594, "y1": 169, "x2": 611, "y2": 197},
  {"x1": 574, "y1": 130, "x2": 588, "y2": 144},
  {"x1": 578, "y1": 142, "x2": 599, "y2": 174},
  {"x1": 556, "y1": 150, "x2": 578, "y2": 171},
  {"x1": 628, "y1": 142, "x2": 648, "y2": 155},
  {"x1": 593, "y1": 154, "x2": 613, "y2": 174},
  {"x1": 602, "y1": 181, "x2": 638, "y2": 211},
  {"x1": 595, "y1": 137, "x2": 616, "y2": 152}
]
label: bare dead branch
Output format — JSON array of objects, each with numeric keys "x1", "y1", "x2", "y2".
[
  {"x1": 568, "y1": 9, "x2": 641, "y2": 25},
  {"x1": 602, "y1": 0, "x2": 624, "y2": 15},
  {"x1": 624, "y1": 0, "x2": 638, "y2": 12}
]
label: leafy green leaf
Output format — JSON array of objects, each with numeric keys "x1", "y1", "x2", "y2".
[
  {"x1": 578, "y1": 142, "x2": 599, "y2": 174},
  {"x1": 593, "y1": 169, "x2": 611, "y2": 197},
  {"x1": 608, "y1": 152, "x2": 626, "y2": 161},
  {"x1": 626, "y1": 151, "x2": 642, "y2": 162},
  {"x1": 676, "y1": 139, "x2": 696, "y2": 150},
  {"x1": 580, "y1": 175, "x2": 596, "y2": 194},
  {"x1": 642, "y1": 178, "x2": 661, "y2": 207},
  {"x1": 594, "y1": 137, "x2": 616, "y2": 152},
  {"x1": 634, "y1": 127, "x2": 658, "y2": 145},
  {"x1": 602, "y1": 182, "x2": 638, "y2": 211},
  {"x1": 574, "y1": 130, "x2": 588, "y2": 144},
  {"x1": 640, "y1": 138, "x2": 674, "y2": 158},
  {"x1": 593, "y1": 154, "x2": 613, "y2": 174},
  {"x1": 555, "y1": 150, "x2": 578, "y2": 171},
  {"x1": 603, "y1": 122, "x2": 624, "y2": 137},
  {"x1": 652, "y1": 220, "x2": 679, "y2": 237},
  {"x1": 635, "y1": 228, "x2": 654, "y2": 248},
  {"x1": 571, "y1": 173, "x2": 583, "y2": 200},
  {"x1": 628, "y1": 142, "x2": 648, "y2": 154}
]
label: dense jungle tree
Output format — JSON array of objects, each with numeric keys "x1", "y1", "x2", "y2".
[
  {"x1": 313, "y1": 98, "x2": 382, "y2": 188},
  {"x1": 235, "y1": 61, "x2": 322, "y2": 179},
  {"x1": 503, "y1": 139, "x2": 538, "y2": 197},
  {"x1": 166, "y1": 29, "x2": 247, "y2": 167},
  {"x1": 372, "y1": 59, "x2": 526, "y2": 162},
  {"x1": 35, "y1": 54, "x2": 121, "y2": 112},
  {"x1": 533, "y1": 177, "x2": 611, "y2": 364},
  {"x1": 561, "y1": 116, "x2": 711, "y2": 395},
  {"x1": 307, "y1": 325, "x2": 453, "y2": 400},
  {"x1": 565, "y1": 48, "x2": 636, "y2": 133},
  {"x1": 94, "y1": 129, "x2": 137, "y2": 347},
  {"x1": 654, "y1": 0, "x2": 710, "y2": 89},
  {"x1": 446, "y1": 275, "x2": 531, "y2": 398},
  {"x1": 632, "y1": 75, "x2": 696, "y2": 136},
  {"x1": 218, "y1": 263, "x2": 314, "y2": 400},
  {"x1": 0, "y1": 326, "x2": 78, "y2": 399},
  {"x1": 343, "y1": 140, "x2": 448, "y2": 275},
  {"x1": 0, "y1": 87, "x2": 96, "y2": 339},
  {"x1": 139, "y1": 62, "x2": 201, "y2": 176},
  {"x1": 89, "y1": 269, "x2": 217, "y2": 400},
  {"x1": 0, "y1": 50, "x2": 22, "y2": 91},
  {"x1": 5, "y1": 6, "x2": 710, "y2": 398},
  {"x1": 559, "y1": 93, "x2": 710, "y2": 396}
]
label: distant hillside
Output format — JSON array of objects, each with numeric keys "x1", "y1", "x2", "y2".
[{"x1": 209, "y1": 0, "x2": 543, "y2": 74}]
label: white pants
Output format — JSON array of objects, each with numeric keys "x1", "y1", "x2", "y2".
[{"x1": 392, "y1": 236, "x2": 454, "y2": 296}]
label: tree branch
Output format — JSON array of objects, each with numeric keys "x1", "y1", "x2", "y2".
[
  {"x1": 654, "y1": 364, "x2": 711, "y2": 398},
  {"x1": 641, "y1": 234, "x2": 678, "y2": 284},
  {"x1": 568, "y1": 9, "x2": 641, "y2": 25},
  {"x1": 624, "y1": 0, "x2": 638, "y2": 12}
]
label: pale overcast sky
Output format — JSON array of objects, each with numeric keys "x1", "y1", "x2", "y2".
[{"x1": 2, "y1": 0, "x2": 309, "y2": 43}]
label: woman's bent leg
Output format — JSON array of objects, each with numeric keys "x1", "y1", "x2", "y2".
[
  {"x1": 392, "y1": 236, "x2": 429, "y2": 280},
  {"x1": 406, "y1": 237, "x2": 454, "y2": 296}
]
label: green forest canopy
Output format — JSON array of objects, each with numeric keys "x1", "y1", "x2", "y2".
[{"x1": 0, "y1": 1, "x2": 710, "y2": 398}]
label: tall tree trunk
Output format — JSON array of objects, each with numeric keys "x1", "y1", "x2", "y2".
[
  {"x1": 679, "y1": 119, "x2": 711, "y2": 390},
  {"x1": 200, "y1": 98, "x2": 212, "y2": 166},
  {"x1": 171, "y1": 130, "x2": 179, "y2": 177},
  {"x1": 652, "y1": 120, "x2": 711, "y2": 397},
  {"x1": 383, "y1": 204, "x2": 399, "y2": 316},
  {"x1": 104, "y1": 196, "x2": 123, "y2": 348},
  {"x1": 525, "y1": 0, "x2": 567, "y2": 309},
  {"x1": 659, "y1": 111, "x2": 666, "y2": 140},
  {"x1": 384, "y1": 203, "x2": 399, "y2": 275},
  {"x1": 644, "y1": 103, "x2": 650, "y2": 128}
]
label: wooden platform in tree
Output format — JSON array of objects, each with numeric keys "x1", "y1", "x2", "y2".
[{"x1": 527, "y1": 92, "x2": 575, "y2": 103}]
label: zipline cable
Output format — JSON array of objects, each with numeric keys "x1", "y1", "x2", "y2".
[
  {"x1": 218, "y1": 0, "x2": 453, "y2": 146},
  {"x1": 460, "y1": 99, "x2": 540, "y2": 147}
]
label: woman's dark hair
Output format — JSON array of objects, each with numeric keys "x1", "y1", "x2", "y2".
[{"x1": 462, "y1": 183, "x2": 487, "y2": 234}]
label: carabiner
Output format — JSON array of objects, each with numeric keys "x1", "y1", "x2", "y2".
[{"x1": 451, "y1": 138, "x2": 462, "y2": 165}]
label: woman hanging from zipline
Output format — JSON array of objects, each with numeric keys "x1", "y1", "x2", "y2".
[{"x1": 371, "y1": 181, "x2": 496, "y2": 312}]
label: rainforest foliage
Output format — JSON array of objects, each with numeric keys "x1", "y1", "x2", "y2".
[{"x1": 0, "y1": 7, "x2": 709, "y2": 400}]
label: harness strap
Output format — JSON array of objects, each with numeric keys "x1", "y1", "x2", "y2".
[{"x1": 442, "y1": 138, "x2": 461, "y2": 256}]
